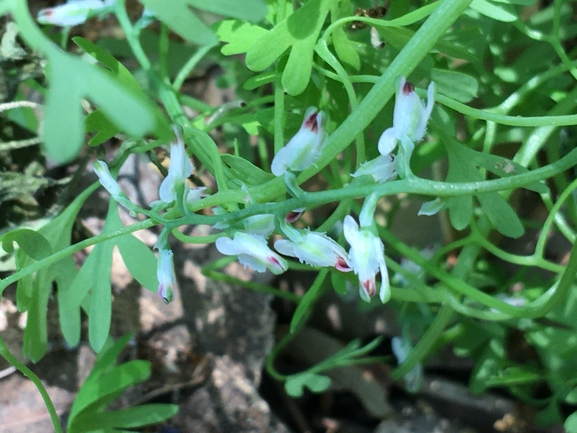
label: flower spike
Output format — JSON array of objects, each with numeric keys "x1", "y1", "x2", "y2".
[{"x1": 271, "y1": 107, "x2": 328, "y2": 176}]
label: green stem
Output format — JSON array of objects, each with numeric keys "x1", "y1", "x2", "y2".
[
  {"x1": 0, "y1": 336, "x2": 63, "y2": 433},
  {"x1": 172, "y1": 44, "x2": 215, "y2": 91}
]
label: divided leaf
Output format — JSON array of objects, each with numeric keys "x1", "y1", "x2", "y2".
[
  {"x1": 245, "y1": 0, "x2": 332, "y2": 96},
  {"x1": 140, "y1": 0, "x2": 266, "y2": 46},
  {"x1": 43, "y1": 48, "x2": 165, "y2": 163},
  {"x1": 285, "y1": 372, "x2": 332, "y2": 397},
  {"x1": 14, "y1": 185, "x2": 97, "y2": 361},
  {"x1": 444, "y1": 140, "x2": 525, "y2": 238},
  {"x1": 0, "y1": 228, "x2": 52, "y2": 261}
]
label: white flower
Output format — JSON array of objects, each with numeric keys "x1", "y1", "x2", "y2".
[
  {"x1": 352, "y1": 154, "x2": 397, "y2": 183},
  {"x1": 157, "y1": 248, "x2": 176, "y2": 304},
  {"x1": 343, "y1": 215, "x2": 390, "y2": 303},
  {"x1": 37, "y1": 0, "x2": 114, "y2": 27},
  {"x1": 158, "y1": 133, "x2": 194, "y2": 204},
  {"x1": 274, "y1": 226, "x2": 351, "y2": 271},
  {"x1": 378, "y1": 77, "x2": 435, "y2": 156},
  {"x1": 215, "y1": 232, "x2": 288, "y2": 275},
  {"x1": 93, "y1": 160, "x2": 122, "y2": 198},
  {"x1": 271, "y1": 107, "x2": 328, "y2": 176}
]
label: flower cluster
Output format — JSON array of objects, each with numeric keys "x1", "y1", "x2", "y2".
[
  {"x1": 94, "y1": 127, "x2": 205, "y2": 304},
  {"x1": 94, "y1": 76, "x2": 434, "y2": 305}
]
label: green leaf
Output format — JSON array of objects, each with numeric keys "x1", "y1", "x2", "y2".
[
  {"x1": 88, "y1": 239, "x2": 114, "y2": 353},
  {"x1": 484, "y1": 366, "x2": 542, "y2": 386},
  {"x1": 285, "y1": 372, "x2": 332, "y2": 397},
  {"x1": 431, "y1": 69, "x2": 479, "y2": 103},
  {"x1": 140, "y1": 0, "x2": 266, "y2": 45},
  {"x1": 72, "y1": 405, "x2": 179, "y2": 430},
  {"x1": 566, "y1": 388, "x2": 577, "y2": 404},
  {"x1": 470, "y1": 0, "x2": 518, "y2": 22},
  {"x1": 44, "y1": 50, "x2": 160, "y2": 163},
  {"x1": 443, "y1": 140, "x2": 525, "y2": 237},
  {"x1": 0, "y1": 228, "x2": 52, "y2": 260},
  {"x1": 72, "y1": 37, "x2": 142, "y2": 93},
  {"x1": 22, "y1": 278, "x2": 50, "y2": 362},
  {"x1": 74, "y1": 37, "x2": 170, "y2": 146},
  {"x1": 445, "y1": 142, "x2": 474, "y2": 230},
  {"x1": 492, "y1": 0, "x2": 534, "y2": 4},
  {"x1": 85, "y1": 110, "x2": 118, "y2": 146},
  {"x1": 56, "y1": 258, "x2": 83, "y2": 347},
  {"x1": 566, "y1": 412, "x2": 577, "y2": 433},
  {"x1": 86, "y1": 334, "x2": 133, "y2": 384},
  {"x1": 187, "y1": 0, "x2": 267, "y2": 20},
  {"x1": 477, "y1": 192, "x2": 524, "y2": 238},
  {"x1": 117, "y1": 235, "x2": 158, "y2": 292},
  {"x1": 140, "y1": 0, "x2": 218, "y2": 45},
  {"x1": 221, "y1": 154, "x2": 274, "y2": 185},
  {"x1": 214, "y1": 20, "x2": 268, "y2": 55},
  {"x1": 246, "y1": 0, "x2": 331, "y2": 96},
  {"x1": 330, "y1": 270, "x2": 347, "y2": 295},
  {"x1": 63, "y1": 202, "x2": 122, "y2": 352},
  {"x1": 332, "y1": 25, "x2": 360, "y2": 71},
  {"x1": 71, "y1": 360, "x2": 151, "y2": 421},
  {"x1": 14, "y1": 185, "x2": 97, "y2": 361},
  {"x1": 468, "y1": 152, "x2": 548, "y2": 194},
  {"x1": 243, "y1": 71, "x2": 275, "y2": 90}
]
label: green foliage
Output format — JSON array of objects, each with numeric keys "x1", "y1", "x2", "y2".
[
  {"x1": 61, "y1": 201, "x2": 158, "y2": 352},
  {"x1": 283, "y1": 337, "x2": 383, "y2": 397},
  {"x1": 67, "y1": 334, "x2": 179, "y2": 433},
  {"x1": 141, "y1": 0, "x2": 267, "y2": 45},
  {"x1": 2, "y1": 0, "x2": 577, "y2": 431}
]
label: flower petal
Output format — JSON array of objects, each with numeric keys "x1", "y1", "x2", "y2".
[{"x1": 377, "y1": 128, "x2": 398, "y2": 155}]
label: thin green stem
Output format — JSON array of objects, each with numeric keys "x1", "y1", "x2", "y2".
[
  {"x1": 0, "y1": 336, "x2": 63, "y2": 433},
  {"x1": 158, "y1": 22, "x2": 170, "y2": 83},
  {"x1": 274, "y1": 66, "x2": 285, "y2": 153},
  {"x1": 172, "y1": 44, "x2": 215, "y2": 91}
]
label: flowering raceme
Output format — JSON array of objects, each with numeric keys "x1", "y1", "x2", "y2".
[
  {"x1": 343, "y1": 215, "x2": 390, "y2": 303},
  {"x1": 215, "y1": 232, "x2": 288, "y2": 275},
  {"x1": 271, "y1": 107, "x2": 328, "y2": 176}
]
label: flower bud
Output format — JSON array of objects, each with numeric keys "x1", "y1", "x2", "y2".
[
  {"x1": 271, "y1": 107, "x2": 328, "y2": 176},
  {"x1": 378, "y1": 77, "x2": 435, "y2": 155}
]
